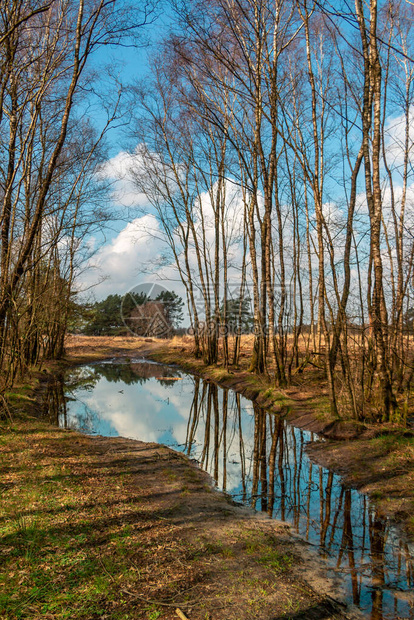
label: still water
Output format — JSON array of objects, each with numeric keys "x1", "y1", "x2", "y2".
[{"x1": 46, "y1": 359, "x2": 414, "y2": 619}]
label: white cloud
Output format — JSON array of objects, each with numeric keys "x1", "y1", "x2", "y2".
[
  {"x1": 78, "y1": 163, "x2": 249, "y2": 308},
  {"x1": 321, "y1": 201, "x2": 346, "y2": 228},
  {"x1": 384, "y1": 106, "x2": 414, "y2": 167},
  {"x1": 98, "y1": 150, "x2": 150, "y2": 209},
  {"x1": 78, "y1": 213, "x2": 173, "y2": 299}
]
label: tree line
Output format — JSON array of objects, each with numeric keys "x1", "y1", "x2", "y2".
[
  {"x1": 76, "y1": 290, "x2": 185, "y2": 336},
  {"x1": 1, "y1": 0, "x2": 413, "y2": 426},
  {"x1": 128, "y1": 0, "x2": 414, "y2": 423},
  {"x1": 0, "y1": 0, "x2": 155, "y2": 390}
]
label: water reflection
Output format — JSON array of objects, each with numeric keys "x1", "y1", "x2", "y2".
[{"x1": 46, "y1": 361, "x2": 414, "y2": 619}]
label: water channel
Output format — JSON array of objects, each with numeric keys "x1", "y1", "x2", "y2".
[{"x1": 45, "y1": 359, "x2": 414, "y2": 619}]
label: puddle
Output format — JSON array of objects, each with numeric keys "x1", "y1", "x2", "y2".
[{"x1": 45, "y1": 360, "x2": 414, "y2": 619}]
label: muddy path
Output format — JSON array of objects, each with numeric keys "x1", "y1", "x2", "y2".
[{"x1": 1, "y1": 419, "x2": 359, "y2": 620}]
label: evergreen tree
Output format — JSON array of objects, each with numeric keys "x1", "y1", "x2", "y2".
[
  {"x1": 83, "y1": 295, "x2": 124, "y2": 336},
  {"x1": 221, "y1": 297, "x2": 254, "y2": 334},
  {"x1": 155, "y1": 291, "x2": 184, "y2": 329}
]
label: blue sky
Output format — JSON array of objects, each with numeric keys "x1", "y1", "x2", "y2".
[
  {"x1": 77, "y1": 9, "x2": 175, "y2": 290},
  {"x1": 77, "y1": 3, "x2": 414, "y2": 314}
]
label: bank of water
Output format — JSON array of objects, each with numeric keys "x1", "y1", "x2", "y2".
[{"x1": 45, "y1": 359, "x2": 414, "y2": 619}]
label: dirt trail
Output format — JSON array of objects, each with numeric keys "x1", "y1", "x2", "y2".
[{"x1": 1, "y1": 418, "x2": 361, "y2": 620}]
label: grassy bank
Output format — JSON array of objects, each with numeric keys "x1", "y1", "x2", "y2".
[
  {"x1": 0, "y1": 418, "x2": 353, "y2": 620},
  {"x1": 148, "y1": 340, "x2": 414, "y2": 539}
]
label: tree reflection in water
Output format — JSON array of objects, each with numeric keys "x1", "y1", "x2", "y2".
[
  {"x1": 182, "y1": 378, "x2": 413, "y2": 619},
  {"x1": 46, "y1": 363, "x2": 413, "y2": 620}
]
